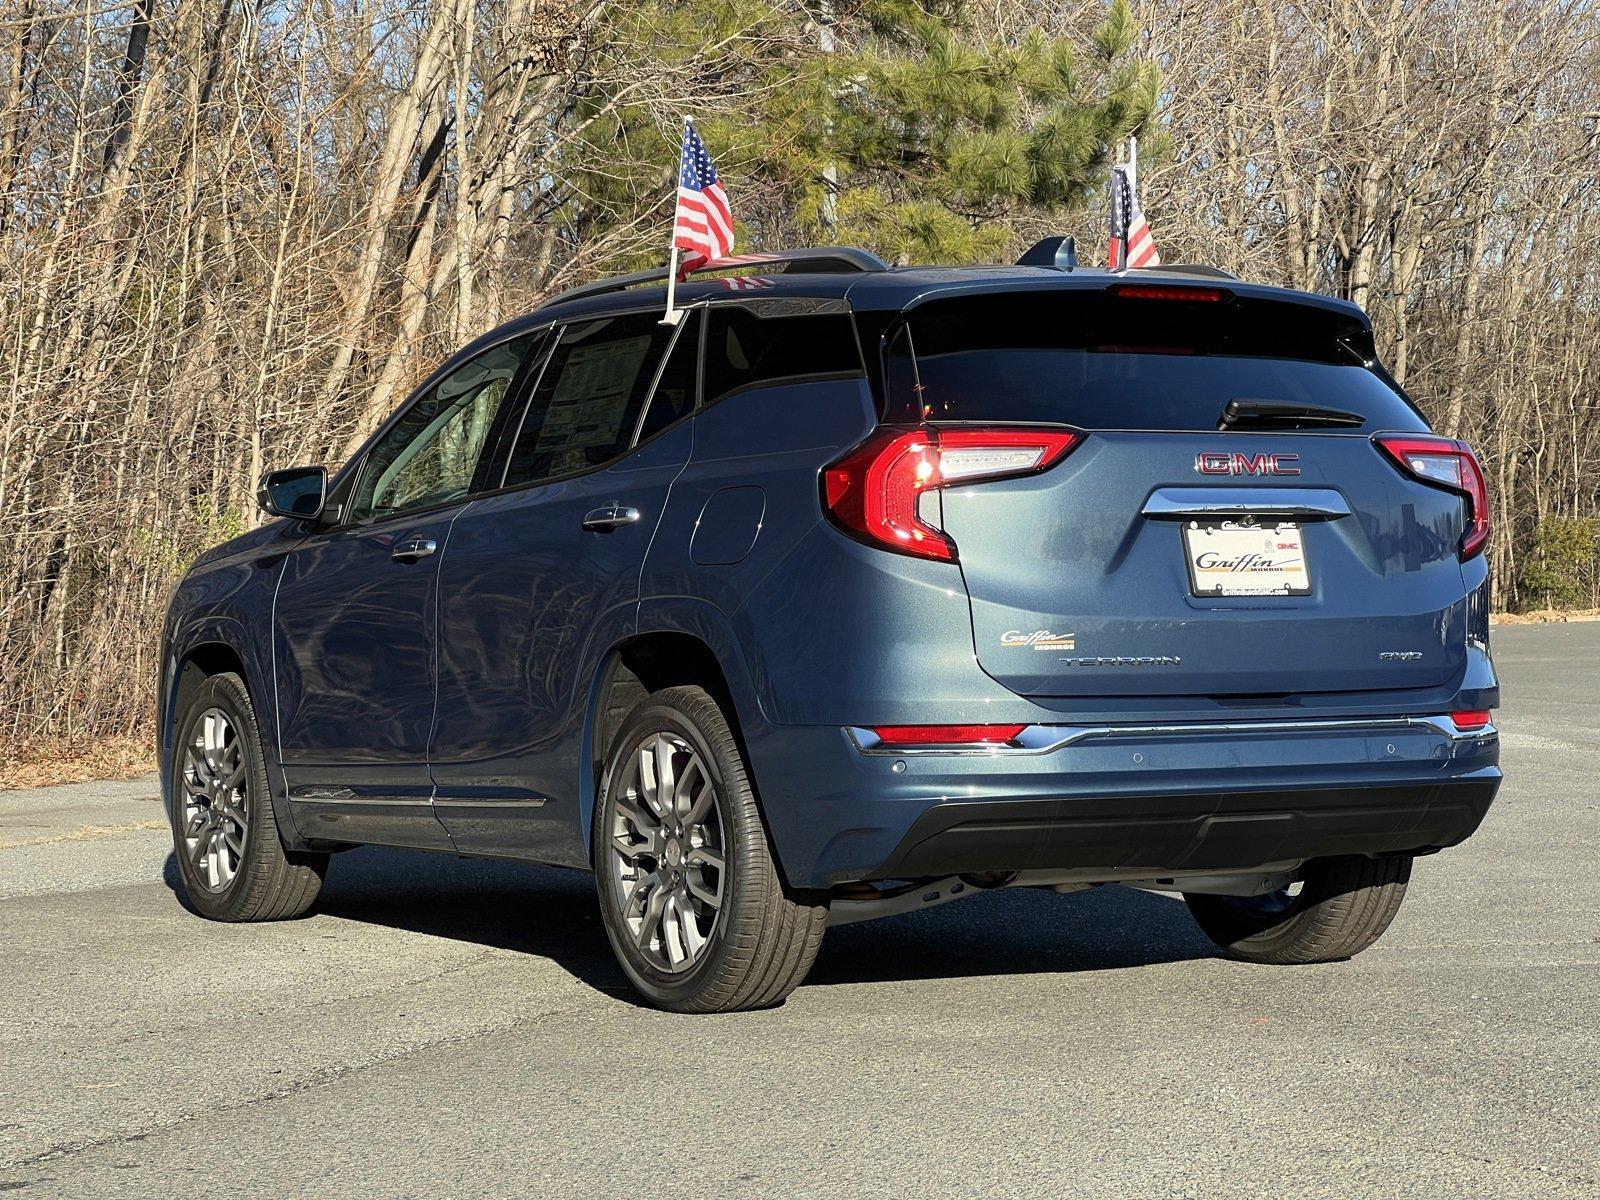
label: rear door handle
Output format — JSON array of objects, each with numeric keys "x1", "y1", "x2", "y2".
[
  {"x1": 391, "y1": 537, "x2": 438, "y2": 562},
  {"x1": 581, "y1": 505, "x2": 642, "y2": 532}
]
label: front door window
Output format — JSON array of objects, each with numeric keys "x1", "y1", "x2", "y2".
[{"x1": 350, "y1": 334, "x2": 537, "y2": 523}]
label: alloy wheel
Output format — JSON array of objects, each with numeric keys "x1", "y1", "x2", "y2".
[
  {"x1": 608, "y1": 732, "x2": 727, "y2": 973},
  {"x1": 181, "y1": 707, "x2": 249, "y2": 892}
]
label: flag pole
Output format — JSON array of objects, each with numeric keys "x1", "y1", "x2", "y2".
[
  {"x1": 1119, "y1": 136, "x2": 1137, "y2": 274},
  {"x1": 662, "y1": 245, "x2": 683, "y2": 326},
  {"x1": 662, "y1": 115, "x2": 691, "y2": 326}
]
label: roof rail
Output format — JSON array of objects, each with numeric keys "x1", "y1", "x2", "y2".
[
  {"x1": 545, "y1": 247, "x2": 890, "y2": 308},
  {"x1": 1143, "y1": 263, "x2": 1240, "y2": 280}
]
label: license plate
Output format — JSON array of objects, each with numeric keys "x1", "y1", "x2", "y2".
[{"x1": 1182, "y1": 519, "x2": 1311, "y2": 597}]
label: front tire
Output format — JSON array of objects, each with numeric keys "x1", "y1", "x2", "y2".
[
  {"x1": 1184, "y1": 854, "x2": 1412, "y2": 964},
  {"x1": 169, "y1": 671, "x2": 327, "y2": 921},
  {"x1": 595, "y1": 686, "x2": 828, "y2": 1013}
]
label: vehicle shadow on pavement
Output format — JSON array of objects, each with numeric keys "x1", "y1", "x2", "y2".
[
  {"x1": 163, "y1": 847, "x2": 1218, "y2": 1001},
  {"x1": 807, "y1": 884, "x2": 1216, "y2": 986}
]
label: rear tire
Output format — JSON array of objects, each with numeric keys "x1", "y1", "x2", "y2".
[
  {"x1": 595, "y1": 685, "x2": 828, "y2": 1013},
  {"x1": 1184, "y1": 854, "x2": 1412, "y2": 964},
  {"x1": 169, "y1": 671, "x2": 327, "y2": 921}
]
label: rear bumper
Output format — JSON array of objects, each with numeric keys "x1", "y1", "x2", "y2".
[
  {"x1": 749, "y1": 715, "x2": 1501, "y2": 888},
  {"x1": 871, "y1": 778, "x2": 1496, "y2": 879}
]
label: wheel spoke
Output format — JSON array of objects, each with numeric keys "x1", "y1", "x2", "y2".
[
  {"x1": 186, "y1": 826, "x2": 212, "y2": 868},
  {"x1": 612, "y1": 829, "x2": 659, "y2": 861},
  {"x1": 635, "y1": 877, "x2": 668, "y2": 952},
  {"x1": 661, "y1": 893, "x2": 687, "y2": 965},
  {"x1": 672, "y1": 755, "x2": 703, "y2": 821},
  {"x1": 202, "y1": 713, "x2": 223, "y2": 774},
  {"x1": 652, "y1": 738, "x2": 677, "y2": 816},
  {"x1": 625, "y1": 870, "x2": 661, "y2": 918},
  {"x1": 675, "y1": 889, "x2": 706, "y2": 957},
  {"x1": 612, "y1": 794, "x2": 662, "y2": 860},
  {"x1": 205, "y1": 835, "x2": 222, "y2": 887},
  {"x1": 615, "y1": 797, "x2": 660, "y2": 837},
  {"x1": 186, "y1": 743, "x2": 212, "y2": 788},
  {"x1": 685, "y1": 868, "x2": 722, "y2": 909},
  {"x1": 682, "y1": 785, "x2": 713, "y2": 828},
  {"x1": 637, "y1": 745, "x2": 665, "y2": 819},
  {"x1": 686, "y1": 845, "x2": 724, "y2": 874}
]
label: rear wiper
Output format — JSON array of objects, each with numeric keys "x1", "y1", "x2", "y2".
[{"x1": 1219, "y1": 399, "x2": 1364, "y2": 430}]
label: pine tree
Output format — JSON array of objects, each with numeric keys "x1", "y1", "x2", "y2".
[
  {"x1": 557, "y1": 0, "x2": 1163, "y2": 274},
  {"x1": 804, "y1": 0, "x2": 1165, "y2": 263}
]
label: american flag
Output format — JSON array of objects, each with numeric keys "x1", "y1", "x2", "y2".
[
  {"x1": 1107, "y1": 165, "x2": 1160, "y2": 270},
  {"x1": 672, "y1": 122, "x2": 734, "y2": 279}
]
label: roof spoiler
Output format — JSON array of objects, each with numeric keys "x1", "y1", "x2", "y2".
[
  {"x1": 1143, "y1": 263, "x2": 1241, "y2": 280},
  {"x1": 546, "y1": 247, "x2": 890, "y2": 308}
]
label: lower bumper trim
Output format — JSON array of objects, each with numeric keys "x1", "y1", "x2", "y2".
[{"x1": 866, "y1": 778, "x2": 1499, "y2": 881}]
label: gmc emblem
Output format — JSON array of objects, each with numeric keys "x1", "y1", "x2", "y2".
[{"x1": 1194, "y1": 451, "x2": 1301, "y2": 476}]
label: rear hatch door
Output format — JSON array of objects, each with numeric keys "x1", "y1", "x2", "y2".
[{"x1": 896, "y1": 285, "x2": 1471, "y2": 699}]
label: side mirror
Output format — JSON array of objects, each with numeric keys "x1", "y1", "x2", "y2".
[{"x1": 257, "y1": 465, "x2": 328, "y2": 521}]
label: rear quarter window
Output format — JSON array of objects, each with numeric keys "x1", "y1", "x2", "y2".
[
  {"x1": 702, "y1": 304, "x2": 863, "y2": 406},
  {"x1": 887, "y1": 291, "x2": 1428, "y2": 434}
]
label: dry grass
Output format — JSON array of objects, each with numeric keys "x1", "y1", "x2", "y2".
[
  {"x1": 1492, "y1": 608, "x2": 1600, "y2": 625},
  {"x1": 0, "y1": 735, "x2": 155, "y2": 791}
]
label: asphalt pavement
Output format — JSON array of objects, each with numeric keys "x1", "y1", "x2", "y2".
[{"x1": 2, "y1": 623, "x2": 1597, "y2": 1198}]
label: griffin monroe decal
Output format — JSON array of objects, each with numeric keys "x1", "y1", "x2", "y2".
[{"x1": 1000, "y1": 629, "x2": 1076, "y2": 651}]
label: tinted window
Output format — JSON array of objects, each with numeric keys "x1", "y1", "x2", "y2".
[
  {"x1": 503, "y1": 312, "x2": 676, "y2": 485},
  {"x1": 350, "y1": 333, "x2": 537, "y2": 522},
  {"x1": 702, "y1": 306, "x2": 862, "y2": 406},
  {"x1": 889, "y1": 292, "x2": 1426, "y2": 433},
  {"x1": 637, "y1": 309, "x2": 700, "y2": 443}
]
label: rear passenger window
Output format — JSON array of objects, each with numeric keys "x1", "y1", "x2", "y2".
[
  {"x1": 636, "y1": 308, "x2": 701, "y2": 444},
  {"x1": 702, "y1": 306, "x2": 862, "y2": 406},
  {"x1": 503, "y1": 312, "x2": 677, "y2": 485}
]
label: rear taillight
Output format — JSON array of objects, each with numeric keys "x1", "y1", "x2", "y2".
[
  {"x1": 1451, "y1": 710, "x2": 1491, "y2": 731},
  {"x1": 823, "y1": 426, "x2": 1079, "y2": 561},
  {"x1": 869, "y1": 723, "x2": 1027, "y2": 747},
  {"x1": 1374, "y1": 434, "x2": 1490, "y2": 559}
]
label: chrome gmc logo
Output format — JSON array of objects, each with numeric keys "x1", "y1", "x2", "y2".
[{"x1": 1195, "y1": 451, "x2": 1301, "y2": 476}]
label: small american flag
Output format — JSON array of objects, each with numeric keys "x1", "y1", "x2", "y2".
[
  {"x1": 1107, "y1": 165, "x2": 1160, "y2": 270},
  {"x1": 672, "y1": 121, "x2": 734, "y2": 279}
]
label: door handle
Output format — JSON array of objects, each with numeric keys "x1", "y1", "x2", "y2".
[
  {"x1": 581, "y1": 505, "x2": 642, "y2": 532},
  {"x1": 391, "y1": 537, "x2": 438, "y2": 562}
]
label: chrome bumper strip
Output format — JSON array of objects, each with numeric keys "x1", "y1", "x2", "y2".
[{"x1": 845, "y1": 714, "x2": 1496, "y2": 757}]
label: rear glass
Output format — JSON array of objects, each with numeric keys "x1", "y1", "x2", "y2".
[{"x1": 888, "y1": 292, "x2": 1427, "y2": 433}]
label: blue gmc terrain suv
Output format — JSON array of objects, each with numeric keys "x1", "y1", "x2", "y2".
[{"x1": 160, "y1": 245, "x2": 1501, "y2": 1012}]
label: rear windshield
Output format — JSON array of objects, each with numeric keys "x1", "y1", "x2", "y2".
[{"x1": 886, "y1": 291, "x2": 1427, "y2": 433}]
